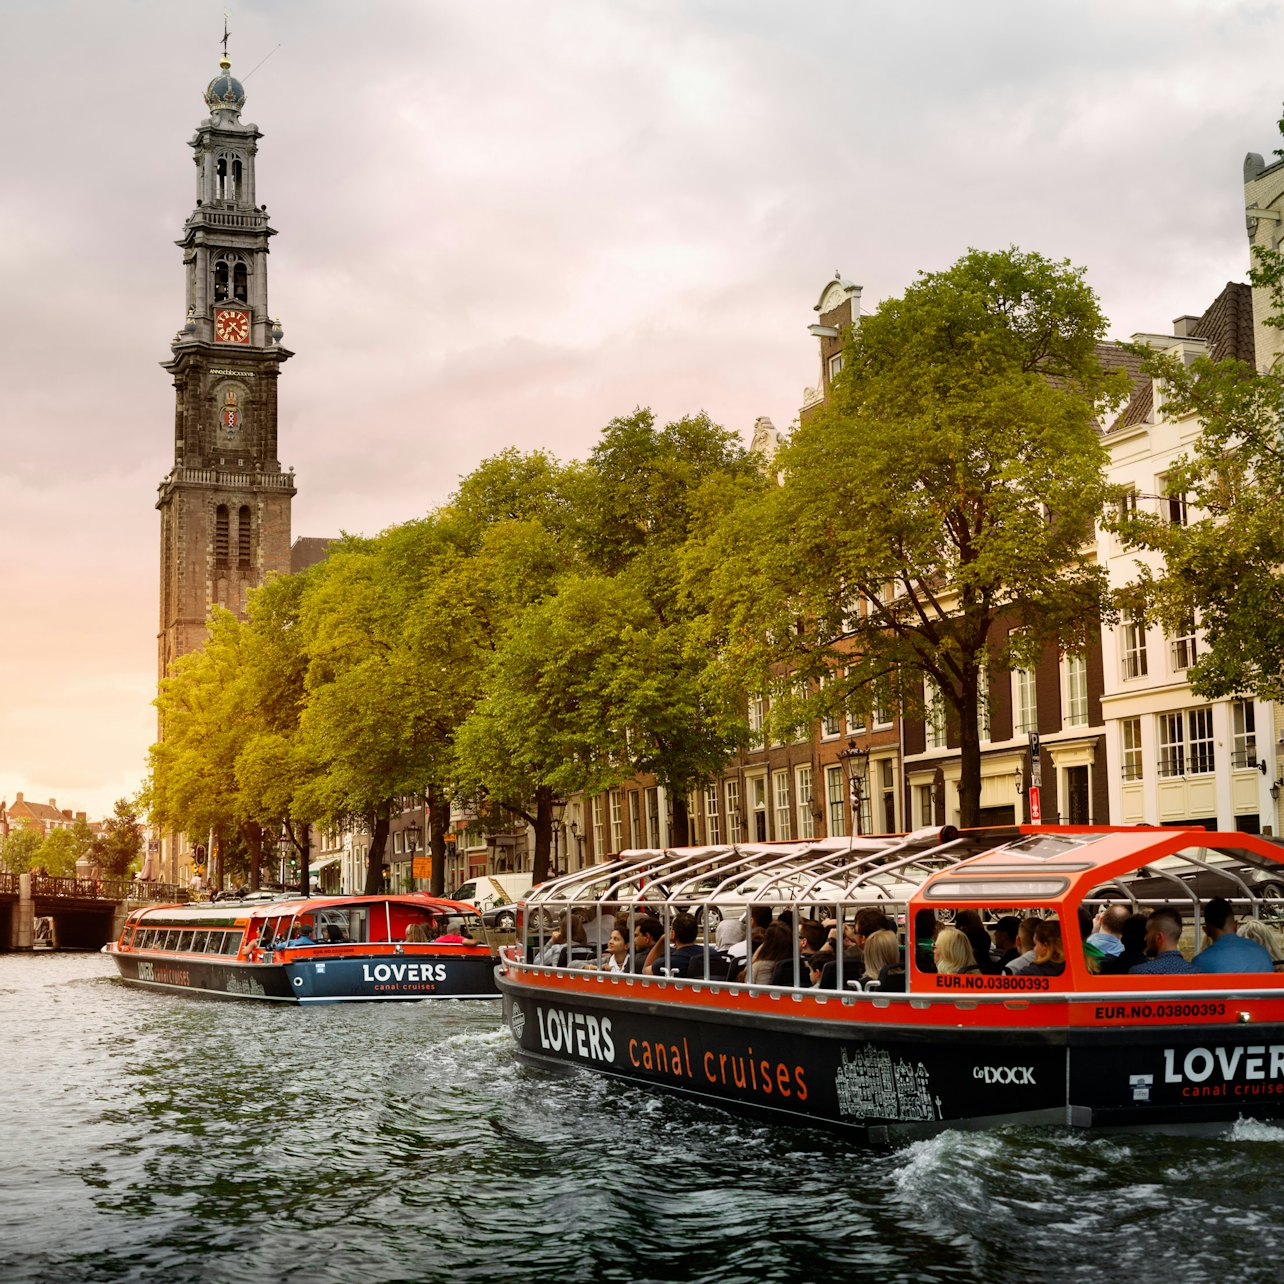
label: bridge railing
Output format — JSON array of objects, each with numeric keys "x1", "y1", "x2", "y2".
[
  {"x1": 0, "y1": 871, "x2": 18, "y2": 896},
  {"x1": 28, "y1": 875, "x2": 188, "y2": 903}
]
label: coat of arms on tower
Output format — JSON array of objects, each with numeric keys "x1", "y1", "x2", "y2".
[{"x1": 221, "y1": 388, "x2": 242, "y2": 439}]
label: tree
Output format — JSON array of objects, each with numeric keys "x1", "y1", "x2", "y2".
[
  {"x1": 0, "y1": 824, "x2": 43, "y2": 874},
  {"x1": 689, "y1": 248, "x2": 1128, "y2": 826},
  {"x1": 95, "y1": 799, "x2": 144, "y2": 877}
]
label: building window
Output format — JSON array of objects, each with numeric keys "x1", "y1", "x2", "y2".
[
  {"x1": 629, "y1": 792, "x2": 642, "y2": 848},
  {"x1": 827, "y1": 352, "x2": 844, "y2": 382},
  {"x1": 773, "y1": 769, "x2": 791, "y2": 840},
  {"x1": 725, "y1": 779, "x2": 742, "y2": 844},
  {"x1": 977, "y1": 663, "x2": 991, "y2": 743},
  {"x1": 820, "y1": 673, "x2": 841, "y2": 739},
  {"x1": 1121, "y1": 609, "x2": 1148, "y2": 680},
  {"x1": 705, "y1": 785, "x2": 720, "y2": 846},
  {"x1": 238, "y1": 505, "x2": 252, "y2": 566},
  {"x1": 1063, "y1": 652, "x2": 1088, "y2": 727},
  {"x1": 795, "y1": 766, "x2": 815, "y2": 840},
  {"x1": 1170, "y1": 618, "x2": 1198, "y2": 672},
  {"x1": 925, "y1": 679, "x2": 947, "y2": 750},
  {"x1": 214, "y1": 504, "x2": 229, "y2": 563},
  {"x1": 1187, "y1": 706, "x2": 1215, "y2": 775},
  {"x1": 1233, "y1": 700, "x2": 1258, "y2": 770},
  {"x1": 1157, "y1": 712, "x2": 1184, "y2": 778},
  {"x1": 1165, "y1": 486, "x2": 1188, "y2": 526},
  {"x1": 592, "y1": 795, "x2": 605, "y2": 860},
  {"x1": 646, "y1": 787, "x2": 661, "y2": 848},
  {"x1": 879, "y1": 758, "x2": 896, "y2": 833},
  {"x1": 747, "y1": 695, "x2": 765, "y2": 748},
  {"x1": 1013, "y1": 664, "x2": 1038, "y2": 735},
  {"x1": 917, "y1": 782, "x2": 935, "y2": 827},
  {"x1": 609, "y1": 790, "x2": 623, "y2": 853},
  {"x1": 826, "y1": 765, "x2": 847, "y2": 838},
  {"x1": 1123, "y1": 718, "x2": 1145, "y2": 781},
  {"x1": 871, "y1": 683, "x2": 894, "y2": 730}
]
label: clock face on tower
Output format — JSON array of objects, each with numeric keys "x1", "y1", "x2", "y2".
[{"x1": 214, "y1": 307, "x2": 250, "y2": 344}]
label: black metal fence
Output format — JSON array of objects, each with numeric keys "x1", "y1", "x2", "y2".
[{"x1": 26, "y1": 875, "x2": 188, "y2": 903}]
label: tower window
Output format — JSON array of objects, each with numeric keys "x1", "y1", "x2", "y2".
[
  {"x1": 214, "y1": 260, "x2": 228, "y2": 302},
  {"x1": 238, "y1": 506, "x2": 252, "y2": 566},
  {"x1": 216, "y1": 153, "x2": 242, "y2": 202},
  {"x1": 214, "y1": 505, "x2": 230, "y2": 563},
  {"x1": 233, "y1": 261, "x2": 247, "y2": 302}
]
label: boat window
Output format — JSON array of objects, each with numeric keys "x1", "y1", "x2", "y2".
[
  {"x1": 925, "y1": 878, "x2": 1068, "y2": 900},
  {"x1": 189, "y1": 930, "x2": 208, "y2": 953},
  {"x1": 177, "y1": 930, "x2": 195, "y2": 952},
  {"x1": 314, "y1": 909, "x2": 354, "y2": 944},
  {"x1": 914, "y1": 906, "x2": 1066, "y2": 991},
  {"x1": 160, "y1": 930, "x2": 180, "y2": 951},
  {"x1": 222, "y1": 930, "x2": 241, "y2": 955}
]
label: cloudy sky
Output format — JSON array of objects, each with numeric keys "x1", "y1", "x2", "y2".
[{"x1": 2, "y1": 0, "x2": 1282, "y2": 821}]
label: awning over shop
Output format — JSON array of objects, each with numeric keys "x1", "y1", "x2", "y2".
[{"x1": 309, "y1": 856, "x2": 341, "y2": 873}]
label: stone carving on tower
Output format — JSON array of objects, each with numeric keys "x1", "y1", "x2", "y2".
[{"x1": 156, "y1": 47, "x2": 295, "y2": 684}]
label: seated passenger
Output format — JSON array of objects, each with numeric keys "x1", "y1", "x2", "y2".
[
  {"x1": 1191, "y1": 897, "x2": 1274, "y2": 974},
  {"x1": 955, "y1": 910, "x2": 999, "y2": 974},
  {"x1": 1027, "y1": 919, "x2": 1066, "y2": 977},
  {"x1": 861, "y1": 929, "x2": 904, "y2": 992},
  {"x1": 750, "y1": 922, "x2": 795, "y2": 985},
  {"x1": 647, "y1": 913, "x2": 705, "y2": 977},
  {"x1": 933, "y1": 927, "x2": 979, "y2": 975},
  {"x1": 323, "y1": 924, "x2": 347, "y2": 943},
  {"x1": 1236, "y1": 917, "x2": 1284, "y2": 972},
  {"x1": 1100, "y1": 913, "x2": 1149, "y2": 974},
  {"x1": 913, "y1": 908, "x2": 938, "y2": 973},
  {"x1": 289, "y1": 920, "x2": 314, "y2": 945},
  {"x1": 404, "y1": 922, "x2": 430, "y2": 943},
  {"x1": 594, "y1": 928, "x2": 629, "y2": 973},
  {"x1": 1129, "y1": 906, "x2": 1196, "y2": 975},
  {"x1": 1086, "y1": 904, "x2": 1129, "y2": 962},
  {"x1": 990, "y1": 916, "x2": 1022, "y2": 970},
  {"x1": 1004, "y1": 916, "x2": 1040, "y2": 974}
]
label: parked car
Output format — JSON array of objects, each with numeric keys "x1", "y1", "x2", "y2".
[
  {"x1": 1089, "y1": 845, "x2": 1284, "y2": 915},
  {"x1": 451, "y1": 875, "x2": 533, "y2": 931}
]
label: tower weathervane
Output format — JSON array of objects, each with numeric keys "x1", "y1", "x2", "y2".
[{"x1": 221, "y1": 11, "x2": 231, "y2": 59}]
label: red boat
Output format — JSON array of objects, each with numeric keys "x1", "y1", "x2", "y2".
[
  {"x1": 106, "y1": 893, "x2": 499, "y2": 1003},
  {"x1": 496, "y1": 825, "x2": 1284, "y2": 1141}
]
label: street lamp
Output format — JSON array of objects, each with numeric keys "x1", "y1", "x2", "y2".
[
  {"x1": 404, "y1": 819, "x2": 421, "y2": 891},
  {"x1": 838, "y1": 738, "x2": 870, "y2": 837},
  {"x1": 550, "y1": 797, "x2": 568, "y2": 876},
  {"x1": 277, "y1": 825, "x2": 292, "y2": 890},
  {"x1": 569, "y1": 818, "x2": 582, "y2": 870}
]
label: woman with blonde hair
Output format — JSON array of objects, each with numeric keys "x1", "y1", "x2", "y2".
[
  {"x1": 862, "y1": 928, "x2": 905, "y2": 991},
  {"x1": 1237, "y1": 917, "x2": 1284, "y2": 971},
  {"x1": 933, "y1": 926, "x2": 979, "y2": 975}
]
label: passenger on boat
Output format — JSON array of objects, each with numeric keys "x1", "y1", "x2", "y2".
[
  {"x1": 1003, "y1": 916, "x2": 1041, "y2": 974},
  {"x1": 715, "y1": 915, "x2": 746, "y2": 953},
  {"x1": 913, "y1": 909, "x2": 938, "y2": 974},
  {"x1": 289, "y1": 921, "x2": 315, "y2": 945},
  {"x1": 538, "y1": 914, "x2": 593, "y2": 967},
  {"x1": 594, "y1": 928, "x2": 629, "y2": 973},
  {"x1": 1086, "y1": 904, "x2": 1129, "y2": 962},
  {"x1": 1236, "y1": 917, "x2": 1284, "y2": 971},
  {"x1": 1129, "y1": 907, "x2": 1196, "y2": 975},
  {"x1": 990, "y1": 916, "x2": 1022, "y2": 970},
  {"x1": 933, "y1": 927, "x2": 979, "y2": 975},
  {"x1": 628, "y1": 918, "x2": 665, "y2": 972},
  {"x1": 751, "y1": 922, "x2": 795, "y2": 984},
  {"x1": 1027, "y1": 919, "x2": 1066, "y2": 977},
  {"x1": 816, "y1": 910, "x2": 892, "y2": 989},
  {"x1": 1099, "y1": 914, "x2": 1149, "y2": 975},
  {"x1": 862, "y1": 929, "x2": 905, "y2": 992},
  {"x1": 646, "y1": 913, "x2": 705, "y2": 977},
  {"x1": 405, "y1": 922, "x2": 430, "y2": 943},
  {"x1": 955, "y1": 910, "x2": 999, "y2": 974},
  {"x1": 1191, "y1": 897, "x2": 1274, "y2": 974}
]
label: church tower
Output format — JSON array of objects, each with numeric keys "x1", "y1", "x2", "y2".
[{"x1": 157, "y1": 50, "x2": 295, "y2": 683}]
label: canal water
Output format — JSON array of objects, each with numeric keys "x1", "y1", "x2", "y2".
[{"x1": 3, "y1": 952, "x2": 1284, "y2": 1284}]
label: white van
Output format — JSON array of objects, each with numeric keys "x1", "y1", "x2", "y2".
[{"x1": 449, "y1": 874, "x2": 533, "y2": 929}]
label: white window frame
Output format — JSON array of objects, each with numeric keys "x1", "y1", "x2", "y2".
[
  {"x1": 704, "y1": 785, "x2": 720, "y2": 846},
  {"x1": 725, "y1": 779, "x2": 743, "y2": 844},
  {"x1": 609, "y1": 790, "x2": 624, "y2": 853},
  {"x1": 826, "y1": 764, "x2": 847, "y2": 838},
  {"x1": 1013, "y1": 664, "x2": 1038, "y2": 735},
  {"x1": 1170, "y1": 619, "x2": 1198, "y2": 673},
  {"x1": 827, "y1": 351, "x2": 844, "y2": 382},
  {"x1": 1121, "y1": 718, "x2": 1143, "y2": 782},
  {"x1": 795, "y1": 766, "x2": 815, "y2": 840},
  {"x1": 925, "y1": 678, "x2": 947, "y2": 750},
  {"x1": 1063, "y1": 652, "x2": 1088, "y2": 728},
  {"x1": 1233, "y1": 700, "x2": 1258, "y2": 770},
  {"x1": 773, "y1": 769, "x2": 791, "y2": 840},
  {"x1": 1121, "y1": 610, "x2": 1148, "y2": 681},
  {"x1": 747, "y1": 695, "x2": 765, "y2": 748},
  {"x1": 1187, "y1": 706, "x2": 1215, "y2": 776}
]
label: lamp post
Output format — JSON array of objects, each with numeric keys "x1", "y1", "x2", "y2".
[
  {"x1": 569, "y1": 818, "x2": 581, "y2": 870},
  {"x1": 277, "y1": 825, "x2": 292, "y2": 890},
  {"x1": 404, "y1": 819, "x2": 421, "y2": 892},
  {"x1": 838, "y1": 738, "x2": 870, "y2": 837},
  {"x1": 549, "y1": 796, "x2": 568, "y2": 876}
]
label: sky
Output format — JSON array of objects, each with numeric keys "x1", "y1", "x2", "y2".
[{"x1": 2, "y1": 0, "x2": 1283, "y2": 822}]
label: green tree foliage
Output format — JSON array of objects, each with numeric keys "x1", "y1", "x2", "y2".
[
  {"x1": 0, "y1": 824, "x2": 44, "y2": 874},
  {"x1": 688, "y1": 248, "x2": 1127, "y2": 826},
  {"x1": 94, "y1": 798, "x2": 143, "y2": 877}
]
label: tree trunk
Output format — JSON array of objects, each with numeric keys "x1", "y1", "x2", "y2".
[
  {"x1": 672, "y1": 792, "x2": 690, "y2": 847},
  {"x1": 298, "y1": 822, "x2": 311, "y2": 897},
  {"x1": 427, "y1": 782, "x2": 449, "y2": 898},
  {"x1": 241, "y1": 821, "x2": 262, "y2": 891},
  {"x1": 530, "y1": 786, "x2": 554, "y2": 885},
  {"x1": 364, "y1": 809, "x2": 390, "y2": 894},
  {"x1": 954, "y1": 664, "x2": 982, "y2": 829}
]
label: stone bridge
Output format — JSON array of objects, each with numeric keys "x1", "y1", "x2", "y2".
[{"x1": 0, "y1": 871, "x2": 188, "y2": 951}]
